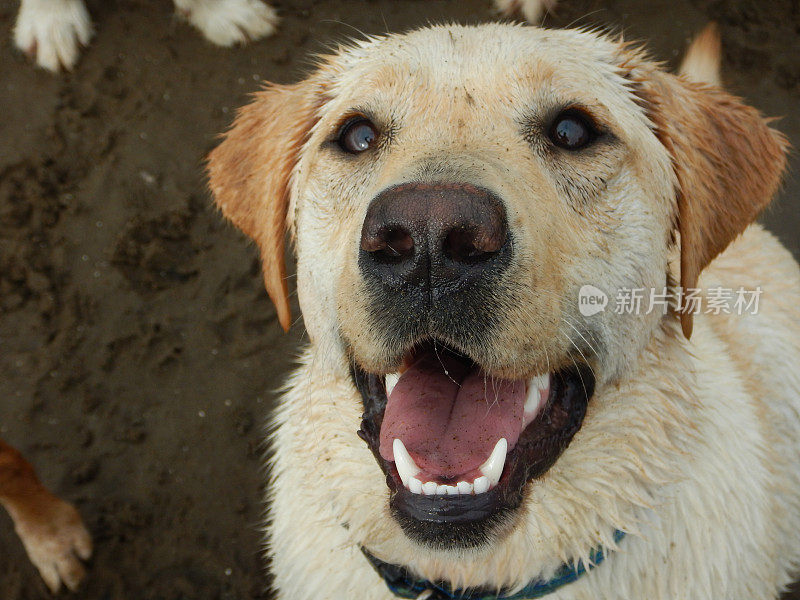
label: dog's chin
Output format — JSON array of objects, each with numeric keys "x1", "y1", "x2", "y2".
[{"x1": 353, "y1": 340, "x2": 596, "y2": 550}]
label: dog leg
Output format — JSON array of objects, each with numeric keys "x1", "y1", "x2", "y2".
[
  {"x1": 0, "y1": 439, "x2": 92, "y2": 593},
  {"x1": 13, "y1": 0, "x2": 93, "y2": 72},
  {"x1": 494, "y1": 0, "x2": 558, "y2": 24},
  {"x1": 173, "y1": 0, "x2": 279, "y2": 47}
]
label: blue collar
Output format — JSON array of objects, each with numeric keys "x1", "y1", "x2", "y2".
[{"x1": 362, "y1": 530, "x2": 625, "y2": 600}]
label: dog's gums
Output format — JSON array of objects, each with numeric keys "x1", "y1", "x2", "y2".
[{"x1": 354, "y1": 342, "x2": 596, "y2": 548}]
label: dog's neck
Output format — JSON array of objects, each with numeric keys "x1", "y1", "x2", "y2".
[{"x1": 362, "y1": 530, "x2": 625, "y2": 599}]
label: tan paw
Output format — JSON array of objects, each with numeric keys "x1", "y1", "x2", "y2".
[{"x1": 11, "y1": 494, "x2": 92, "y2": 593}]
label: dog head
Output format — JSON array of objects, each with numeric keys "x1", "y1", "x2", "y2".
[{"x1": 208, "y1": 23, "x2": 786, "y2": 587}]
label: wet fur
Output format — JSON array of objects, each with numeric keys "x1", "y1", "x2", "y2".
[{"x1": 208, "y1": 24, "x2": 800, "y2": 599}]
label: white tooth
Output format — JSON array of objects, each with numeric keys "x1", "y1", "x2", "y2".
[
  {"x1": 436, "y1": 484, "x2": 449, "y2": 495},
  {"x1": 532, "y1": 372, "x2": 550, "y2": 391},
  {"x1": 409, "y1": 477, "x2": 423, "y2": 494},
  {"x1": 456, "y1": 480, "x2": 473, "y2": 495},
  {"x1": 479, "y1": 438, "x2": 507, "y2": 487},
  {"x1": 393, "y1": 439, "x2": 420, "y2": 487},
  {"x1": 385, "y1": 373, "x2": 400, "y2": 396},
  {"x1": 445, "y1": 485, "x2": 459, "y2": 495},
  {"x1": 422, "y1": 481, "x2": 438, "y2": 495},
  {"x1": 473, "y1": 476, "x2": 490, "y2": 494},
  {"x1": 525, "y1": 373, "x2": 550, "y2": 414},
  {"x1": 524, "y1": 386, "x2": 539, "y2": 414}
]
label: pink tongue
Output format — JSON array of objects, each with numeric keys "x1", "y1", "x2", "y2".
[{"x1": 379, "y1": 351, "x2": 526, "y2": 479}]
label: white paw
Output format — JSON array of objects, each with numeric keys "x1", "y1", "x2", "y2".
[
  {"x1": 11, "y1": 494, "x2": 92, "y2": 593},
  {"x1": 13, "y1": 0, "x2": 93, "y2": 72},
  {"x1": 494, "y1": 0, "x2": 557, "y2": 24},
  {"x1": 175, "y1": 0, "x2": 279, "y2": 47}
]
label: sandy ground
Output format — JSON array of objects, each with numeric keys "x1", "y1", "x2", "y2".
[{"x1": 0, "y1": 0, "x2": 797, "y2": 598}]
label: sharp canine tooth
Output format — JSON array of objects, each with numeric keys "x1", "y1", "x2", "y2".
[
  {"x1": 422, "y1": 481, "x2": 437, "y2": 495},
  {"x1": 474, "y1": 476, "x2": 490, "y2": 494},
  {"x1": 385, "y1": 373, "x2": 400, "y2": 396},
  {"x1": 532, "y1": 373, "x2": 549, "y2": 390},
  {"x1": 479, "y1": 438, "x2": 507, "y2": 487},
  {"x1": 524, "y1": 386, "x2": 539, "y2": 414},
  {"x1": 525, "y1": 373, "x2": 550, "y2": 414},
  {"x1": 409, "y1": 477, "x2": 423, "y2": 494},
  {"x1": 393, "y1": 439, "x2": 420, "y2": 487},
  {"x1": 456, "y1": 481, "x2": 473, "y2": 495}
]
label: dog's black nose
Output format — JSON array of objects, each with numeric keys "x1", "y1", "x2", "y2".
[{"x1": 359, "y1": 183, "x2": 509, "y2": 295}]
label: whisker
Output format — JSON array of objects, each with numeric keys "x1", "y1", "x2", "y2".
[
  {"x1": 317, "y1": 19, "x2": 370, "y2": 41},
  {"x1": 561, "y1": 331, "x2": 595, "y2": 392},
  {"x1": 566, "y1": 349, "x2": 590, "y2": 402},
  {"x1": 563, "y1": 9, "x2": 610, "y2": 32},
  {"x1": 432, "y1": 339, "x2": 460, "y2": 387},
  {"x1": 563, "y1": 317, "x2": 600, "y2": 359}
]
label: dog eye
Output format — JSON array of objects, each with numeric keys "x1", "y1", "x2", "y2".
[
  {"x1": 338, "y1": 118, "x2": 379, "y2": 153},
  {"x1": 548, "y1": 111, "x2": 597, "y2": 150}
]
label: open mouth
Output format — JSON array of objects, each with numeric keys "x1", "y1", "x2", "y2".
[{"x1": 354, "y1": 340, "x2": 595, "y2": 548}]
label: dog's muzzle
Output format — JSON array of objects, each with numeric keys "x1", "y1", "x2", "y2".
[{"x1": 349, "y1": 182, "x2": 596, "y2": 548}]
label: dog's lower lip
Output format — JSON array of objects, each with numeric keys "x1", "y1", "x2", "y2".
[{"x1": 353, "y1": 343, "x2": 596, "y2": 548}]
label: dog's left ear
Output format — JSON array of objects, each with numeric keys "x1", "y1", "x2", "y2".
[
  {"x1": 628, "y1": 59, "x2": 788, "y2": 338},
  {"x1": 207, "y1": 83, "x2": 319, "y2": 332}
]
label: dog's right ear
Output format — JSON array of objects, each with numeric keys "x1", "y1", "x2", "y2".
[{"x1": 207, "y1": 83, "x2": 318, "y2": 332}]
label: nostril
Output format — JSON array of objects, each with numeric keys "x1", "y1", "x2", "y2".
[
  {"x1": 444, "y1": 226, "x2": 505, "y2": 264},
  {"x1": 384, "y1": 227, "x2": 415, "y2": 259},
  {"x1": 362, "y1": 226, "x2": 415, "y2": 264}
]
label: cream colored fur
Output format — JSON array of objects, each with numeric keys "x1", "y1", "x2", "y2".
[
  {"x1": 270, "y1": 229, "x2": 800, "y2": 599},
  {"x1": 208, "y1": 24, "x2": 800, "y2": 600}
]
